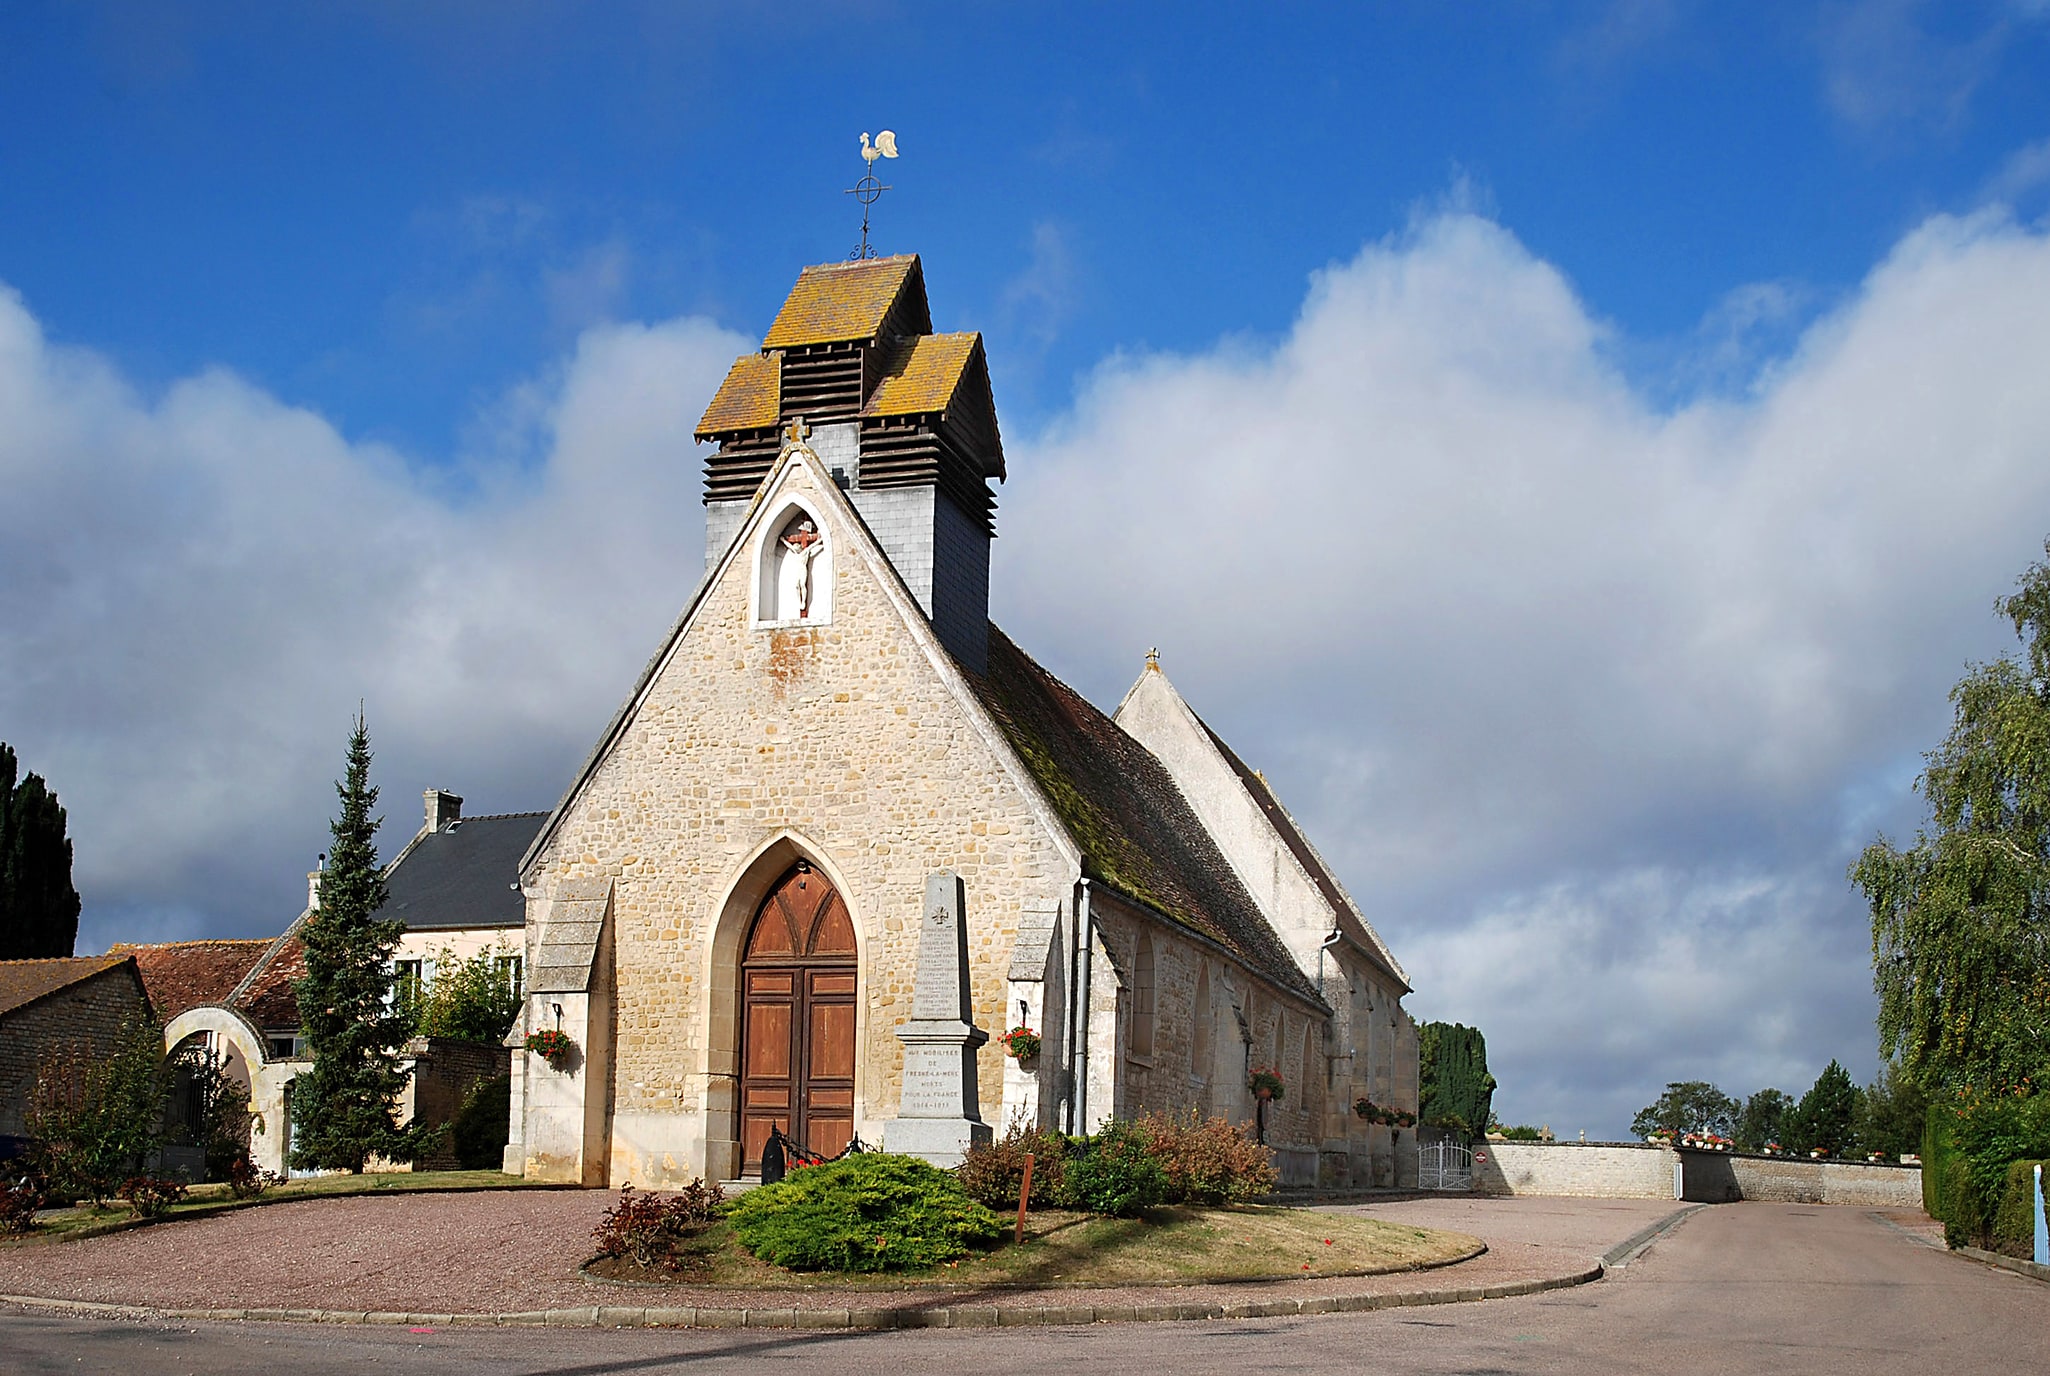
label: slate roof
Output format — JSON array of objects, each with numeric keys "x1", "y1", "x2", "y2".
[
  {"x1": 110, "y1": 939, "x2": 273, "y2": 1023},
  {"x1": 384, "y1": 812, "x2": 546, "y2": 931},
  {"x1": 0, "y1": 955, "x2": 138, "y2": 1018},
  {"x1": 761, "y1": 255, "x2": 923, "y2": 349},
  {"x1": 864, "y1": 332, "x2": 982, "y2": 418},
  {"x1": 965, "y1": 627, "x2": 1322, "y2": 1004},
  {"x1": 696, "y1": 354, "x2": 780, "y2": 437}
]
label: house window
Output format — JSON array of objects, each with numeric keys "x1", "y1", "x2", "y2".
[
  {"x1": 394, "y1": 958, "x2": 424, "y2": 1007},
  {"x1": 496, "y1": 954, "x2": 524, "y2": 996}
]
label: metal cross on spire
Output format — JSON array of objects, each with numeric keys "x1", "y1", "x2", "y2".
[{"x1": 846, "y1": 130, "x2": 899, "y2": 260}]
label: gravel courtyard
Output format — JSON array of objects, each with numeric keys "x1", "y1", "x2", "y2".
[{"x1": 0, "y1": 1191, "x2": 1683, "y2": 1317}]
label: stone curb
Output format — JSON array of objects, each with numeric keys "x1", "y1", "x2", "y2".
[
  {"x1": 1598, "y1": 1204, "x2": 1706, "y2": 1271},
  {"x1": 0, "y1": 1264, "x2": 1603, "y2": 1331},
  {"x1": 1953, "y1": 1245, "x2": 2050, "y2": 1284}
]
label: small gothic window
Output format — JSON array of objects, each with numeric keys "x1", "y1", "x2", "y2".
[
  {"x1": 1132, "y1": 933, "x2": 1156, "y2": 1058},
  {"x1": 1191, "y1": 965, "x2": 1212, "y2": 1075},
  {"x1": 763, "y1": 508, "x2": 830, "y2": 622}
]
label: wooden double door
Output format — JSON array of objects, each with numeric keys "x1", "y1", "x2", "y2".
[{"x1": 740, "y1": 863, "x2": 857, "y2": 1171}]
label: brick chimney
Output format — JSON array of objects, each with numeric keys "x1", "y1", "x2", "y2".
[{"x1": 424, "y1": 789, "x2": 463, "y2": 834}]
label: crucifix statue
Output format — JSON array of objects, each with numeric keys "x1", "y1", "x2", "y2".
[{"x1": 777, "y1": 516, "x2": 825, "y2": 619}]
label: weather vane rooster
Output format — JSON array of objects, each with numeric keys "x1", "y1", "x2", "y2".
[{"x1": 847, "y1": 130, "x2": 899, "y2": 260}]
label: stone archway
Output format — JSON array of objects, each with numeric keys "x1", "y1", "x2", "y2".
[{"x1": 738, "y1": 860, "x2": 857, "y2": 1170}]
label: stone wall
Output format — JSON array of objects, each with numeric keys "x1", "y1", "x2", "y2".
[
  {"x1": 1472, "y1": 1141, "x2": 1678, "y2": 1199},
  {"x1": 1678, "y1": 1150, "x2": 1924, "y2": 1207},
  {"x1": 402, "y1": 1037, "x2": 504, "y2": 1170},
  {"x1": 0, "y1": 963, "x2": 151, "y2": 1139}
]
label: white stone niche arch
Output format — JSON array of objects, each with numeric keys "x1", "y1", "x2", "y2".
[
  {"x1": 698, "y1": 831, "x2": 869, "y2": 1179},
  {"x1": 751, "y1": 495, "x2": 834, "y2": 627}
]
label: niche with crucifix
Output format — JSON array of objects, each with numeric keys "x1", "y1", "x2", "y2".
[{"x1": 755, "y1": 500, "x2": 833, "y2": 625}]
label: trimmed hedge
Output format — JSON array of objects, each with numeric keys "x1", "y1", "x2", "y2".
[
  {"x1": 1990, "y1": 1159, "x2": 2050, "y2": 1260},
  {"x1": 727, "y1": 1153, "x2": 1002, "y2": 1272}
]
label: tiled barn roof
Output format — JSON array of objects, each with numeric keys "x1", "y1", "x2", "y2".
[
  {"x1": 0, "y1": 955, "x2": 137, "y2": 1018},
  {"x1": 111, "y1": 939, "x2": 273, "y2": 1022}
]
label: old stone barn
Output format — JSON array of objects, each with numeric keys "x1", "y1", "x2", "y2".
[{"x1": 507, "y1": 255, "x2": 1418, "y2": 1190}]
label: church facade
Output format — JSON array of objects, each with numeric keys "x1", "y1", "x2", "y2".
[{"x1": 506, "y1": 255, "x2": 1417, "y2": 1190}]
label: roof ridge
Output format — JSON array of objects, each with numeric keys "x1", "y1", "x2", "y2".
[{"x1": 452, "y1": 810, "x2": 549, "y2": 822}]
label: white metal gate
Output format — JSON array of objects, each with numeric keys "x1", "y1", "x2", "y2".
[{"x1": 1418, "y1": 1138, "x2": 1473, "y2": 1191}]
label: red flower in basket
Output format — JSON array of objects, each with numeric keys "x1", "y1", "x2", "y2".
[
  {"x1": 525, "y1": 1028, "x2": 578, "y2": 1069},
  {"x1": 1249, "y1": 1067, "x2": 1286, "y2": 1102},
  {"x1": 997, "y1": 1026, "x2": 1041, "y2": 1061}
]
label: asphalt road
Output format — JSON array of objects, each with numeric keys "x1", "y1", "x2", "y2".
[{"x1": 4, "y1": 1202, "x2": 2044, "y2": 1374}]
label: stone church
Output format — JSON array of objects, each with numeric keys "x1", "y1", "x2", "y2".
[{"x1": 507, "y1": 255, "x2": 1418, "y2": 1189}]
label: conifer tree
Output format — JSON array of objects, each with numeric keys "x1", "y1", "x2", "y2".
[
  {"x1": 1418, "y1": 1022, "x2": 1496, "y2": 1138},
  {"x1": 289, "y1": 713, "x2": 422, "y2": 1172},
  {"x1": 0, "y1": 742, "x2": 82, "y2": 960}
]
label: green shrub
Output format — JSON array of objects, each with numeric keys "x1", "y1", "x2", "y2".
[
  {"x1": 1991, "y1": 1159, "x2": 2050, "y2": 1259},
  {"x1": 1930, "y1": 1085, "x2": 2050, "y2": 1248},
  {"x1": 1058, "y1": 1119, "x2": 1167, "y2": 1217},
  {"x1": 451, "y1": 1074, "x2": 512, "y2": 1171},
  {"x1": 115, "y1": 1174, "x2": 188, "y2": 1219},
  {"x1": 956, "y1": 1123, "x2": 1068, "y2": 1210},
  {"x1": 727, "y1": 1153, "x2": 1001, "y2": 1272},
  {"x1": 26, "y1": 1017, "x2": 168, "y2": 1204},
  {"x1": 1134, "y1": 1109, "x2": 1275, "y2": 1204}
]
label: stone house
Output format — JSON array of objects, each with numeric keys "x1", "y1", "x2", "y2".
[
  {"x1": 0, "y1": 955, "x2": 152, "y2": 1151},
  {"x1": 117, "y1": 791, "x2": 539, "y2": 1176},
  {"x1": 507, "y1": 255, "x2": 1418, "y2": 1190}
]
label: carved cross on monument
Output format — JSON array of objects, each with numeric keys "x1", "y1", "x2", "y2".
[{"x1": 883, "y1": 871, "x2": 992, "y2": 1166}]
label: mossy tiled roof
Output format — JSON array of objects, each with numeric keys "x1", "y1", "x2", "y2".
[
  {"x1": 967, "y1": 627, "x2": 1321, "y2": 1004},
  {"x1": 696, "y1": 354, "x2": 781, "y2": 437},
  {"x1": 111, "y1": 939, "x2": 273, "y2": 1022},
  {"x1": 864, "y1": 332, "x2": 982, "y2": 418},
  {"x1": 762, "y1": 255, "x2": 921, "y2": 349},
  {"x1": 0, "y1": 955, "x2": 137, "y2": 1017}
]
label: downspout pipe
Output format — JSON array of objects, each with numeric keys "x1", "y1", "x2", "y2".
[{"x1": 1071, "y1": 879, "x2": 1094, "y2": 1136}]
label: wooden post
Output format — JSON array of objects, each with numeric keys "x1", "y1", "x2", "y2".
[{"x1": 1015, "y1": 1152, "x2": 1035, "y2": 1244}]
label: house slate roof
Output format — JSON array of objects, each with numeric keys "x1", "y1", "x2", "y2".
[
  {"x1": 966, "y1": 627, "x2": 1322, "y2": 1005},
  {"x1": 863, "y1": 332, "x2": 982, "y2": 418},
  {"x1": 1196, "y1": 720, "x2": 1409, "y2": 993},
  {"x1": 761, "y1": 255, "x2": 923, "y2": 349},
  {"x1": 696, "y1": 354, "x2": 780, "y2": 437},
  {"x1": 383, "y1": 811, "x2": 546, "y2": 932},
  {"x1": 108, "y1": 939, "x2": 273, "y2": 1023},
  {"x1": 0, "y1": 955, "x2": 138, "y2": 1018}
]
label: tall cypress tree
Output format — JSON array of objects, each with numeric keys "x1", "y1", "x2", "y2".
[
  {"x1": 289, "y1": 713, "x2": 421, "y2": 1172},
  {"x1": 1418, "y1": 1021, "x2": 1497, "y2": 1139},
  {"x1": 0, "y1": 742, "x2": 82, "y2": 960}
]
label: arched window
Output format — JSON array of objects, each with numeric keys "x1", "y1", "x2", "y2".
[
  {"x1": 756, "y1": 503, "x2": 832, "y2": 624},
  {"x1": 1131, "y1": 933, "x2": 1156, "y2": 1059},
  {"x1": 1191, "y1": 965, "x2": 1212, "y2": 1077},
  {"x1": 1300, "y1": 1022, "x2": 1319, "y2": 1125}
]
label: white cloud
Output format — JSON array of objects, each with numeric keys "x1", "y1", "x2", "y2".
[
  {"x1": 7, "y1": 201, "x2": 2050, "y2": 1136},
  {"x1": 0, "y1": 286, "x2": 741, "y2": 940},
  {"x1": 994, "y1": 207, "x2": 2050, "y2": 1133}
]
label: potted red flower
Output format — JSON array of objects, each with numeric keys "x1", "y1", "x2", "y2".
[
  {"x1": 1249, "y1": 1067, "x2": 1286, "y2": 1102},
  {"x1": 997, "y1": 1026, "x2": 1041, "y2": 1062}
]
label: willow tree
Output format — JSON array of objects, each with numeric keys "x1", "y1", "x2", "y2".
[{"x1": 1853, "y1": 543, "x2": 2050, "y2": 1091}]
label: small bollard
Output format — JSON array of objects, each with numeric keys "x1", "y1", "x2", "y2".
[
  {"x1": 2034, "y1": 1163, "x2": 2046, "y2": 1267},
  {"x1": 1016, "y1": 1152, "x2": 1035, "y2": 1244}
]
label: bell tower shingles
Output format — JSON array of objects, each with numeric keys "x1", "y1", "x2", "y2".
[{"x1": 695, "y1": 255, "x2": 1006, "y2": 673}]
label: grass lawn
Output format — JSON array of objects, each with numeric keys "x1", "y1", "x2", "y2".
[
  {"x1": 5, "y1": 1168, "x2": 554, "y2": 1245},
  {"x1": 587, "y1": 1204, "x2": 1482, "y2": 1289}
]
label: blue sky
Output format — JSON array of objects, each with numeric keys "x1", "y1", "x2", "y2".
[{"x1": 5, "y1": 2, "x2": 2050, "y2": 1138}]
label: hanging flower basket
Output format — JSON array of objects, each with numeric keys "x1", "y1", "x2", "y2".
[
  {"x1": 997, "y1": 1026, "x2": 1041, "y2": 1061},
  {"x1": 526, "y1": 1029, "x2": 577, "y2": 1069},
  {"x1": 1248, "y1": 1067, "x2": 1286, "y2": 1102}
]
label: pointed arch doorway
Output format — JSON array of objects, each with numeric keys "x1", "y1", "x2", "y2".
[{"x1": 740, "y1": 861, "x2": 857, "y2": 1171}]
